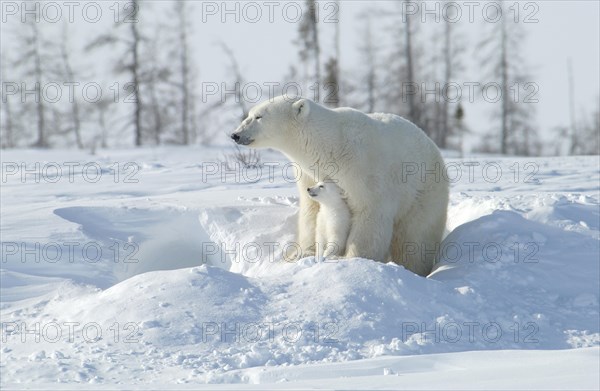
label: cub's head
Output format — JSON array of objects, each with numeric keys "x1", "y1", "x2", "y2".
[
  {"x1": 307, "y1": 181, "x2": 345, "y2": 204},
  {"x1": 230, "y1": 96, "x2": 310, "y2": 149}
]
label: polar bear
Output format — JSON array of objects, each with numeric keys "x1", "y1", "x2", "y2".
[
  {"x1": 306, "y1": 181, "x2": 351, "y2": 260},
  {"x1": 231, "y1": 96, "x2": 448, "y2": 276}
]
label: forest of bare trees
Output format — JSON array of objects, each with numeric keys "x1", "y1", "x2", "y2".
[{"x1": 1, "y1": 0, "x2": 598, "y2": 156}]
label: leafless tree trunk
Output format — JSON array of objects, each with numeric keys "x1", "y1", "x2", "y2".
[
  {"x1": 384, "y1": 1, "x2": 422, "y2": 126},
  {"x1": 86, "y1": 0, "x2": 145, "y2": 147},
  {"x1": 310, "y1": 2, "x2": 321, "y2": 102},
  {"x1": 588, "y1": 101, "x2": 600, "y2": 155},
  {"x1": 1, "y1": 96, "x2": 15, "y2": 148},
  {"x1": 148, "y1": 78, "x2": 163, "y2": 145},
  {"x1": 439, "y1": 19, "x2": 452, "y2": 149},
  {"x1": 437, "y1": 8, "x2": 466, "y2": 150},
  {"x1": 59, "y1": 26, "x2": 83, "y2": 149},
  {"x1": 176, "y1": 2, "x2": 192, "y2": 145},
  {"x1": 499, "y1": 14, "x2": 509, "y2": 155},
  {"x1": 96, "y1": 99, "x2": 111, "y2": 149},
  {"x1": 21, "y1": 21, "x2": 48, "y2": 148},
  {"x1": 131, "y1": 0, "x2": 143, "y2": 146},
  {"x1": 220, "y1": 42, "x2": 248, "y2": 120},
  {"x1": 1, "y1": 59, "x2": 15, "y2": 148},
  {"x1": 404, "y1": 1, "x2": 417, "y2": 124},
  {"x1": 331, "y1": 0, "x2": 341, "y2": 107},
  {"x1": 334, "y1": 0, "x2": 341, "y2": 71},
  {"x1": 477, "y1": 1, "x2": 536, "y2": 156},
  {"x1": 169, "y1": 1, "x2": 198, "y2": 144},
  {"x1": 576, "y1": 99, "x2": 600, "y2": 155},
  {"x1": 567, "y1": 58, "x2": 578, "y2": 154},
  {"x1": 142, "y1": 26, "x2": 172, "y2": 145},
  {"x1": 297, "y1": 0, "x2": 321, "y2": 102},
  {"x1": 359, "y1": 13, "x2": 377, "y2": 113},
  {"x1": 454, "y1": 103, "x2": 465, "y2": 157},
  {"x1": 323, "y1": 58, "x2": 339, "y2": 107}
]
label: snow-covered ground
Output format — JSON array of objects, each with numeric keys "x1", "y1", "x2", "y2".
[{"x1": 1, "y1": 146, "x2": 599, "y2": 389}]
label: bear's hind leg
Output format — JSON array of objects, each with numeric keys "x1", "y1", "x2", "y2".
[
  {"x1": 390, "y1": 196, "x2": 447, "y2": 276},
  {"x1": 344, "y1": 209, "x2": 393, "y2": 262}
]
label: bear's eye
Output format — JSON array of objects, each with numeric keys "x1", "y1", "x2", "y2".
[
  {"x1": 319, "y1": 185, "x2": 324, "y2": 189},
  {"x1": 255, "y1": 115, "x2": 262, "y2": 120}
]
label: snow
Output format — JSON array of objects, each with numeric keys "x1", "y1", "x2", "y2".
[{"x1": 1, "y1": 146, "x2": 599, "y2": 389}]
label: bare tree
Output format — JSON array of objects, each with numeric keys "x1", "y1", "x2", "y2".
[
  {"x1": 219, "y1": 42, "x2": 249, "y2": 120},
  {"x1": 438, "y1": 11, "x2": 466, "y2": 149},
  {"x1": 170, "y1": 1, "x2": 197, "y2": 145},
  {"x1": 451, "y1": 103, "x2": 470, "y2": 157},
  {"x1": 94, "y1": 97, "x2": 113, "y2": 149},
  {"x1": 383, "y1": 1, "x2": 423, "y2": 127},
  {"x1": 417, "y1": 6, "x2": 467, "y2": 149},
  {"x1": 323, "y1": 58, "x2": 340, "y2": 107},
  {"x1": 326, "y1": 0, "x2": 341, "y2": 107},
  {"x1": 1, "y1": 55, "x2": 18, "y2": 148},
  {"x1": 586, "y1": 101, "x2": 600, "y2": 155},
  {"x1": 403, "y1": 1, "x2": 417, "y2": 123},
  {"x1": 440, "y1": 18, "x2": 452, "y2": 146},
  {"x1": 86, "y1": 0, "x2": 145, "y2": 146},
  {"x1": 129, "y1": 0, "x2": 143, "y2": 146},
  {"x1": 573, "y1": 100, "x2": 600, "y2": 155},
  {"x1": 57, "y1": 24, "x2": 84, "y2": 149},
  {"x1": 567, "y1": 58, "x2": 580, "y2": 154},
  {"x1": 13, "y1": 19, "x2": 50, "y2": 147},
  {"x1": 355, "y1": 11, "x2": 379, "y2": 112},
  {"x1": 477, "y1": 0, "x2": 537, "y2": 155},
  {"x1": 141, "y1": 26, "x2": 173, "y2": 145},
  {"x1": 498, "y1": 7, "x2": 510, "y2": 154},
  {"x1": 297, "y1": 0, "x2": 321, "y2": 101},
  {"x1": 217, "y1": 43, "x2": 263, "y2": 164}
]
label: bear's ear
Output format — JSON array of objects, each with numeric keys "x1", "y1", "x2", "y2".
[{"x1": 292, "y1": 99, "x2": 310, "y2": 121}]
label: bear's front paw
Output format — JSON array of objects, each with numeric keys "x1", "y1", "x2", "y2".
[
  {"x1": 283, "y1": 245, "x2": 315, "y2": 263},
  {"x1": 322, "y1": 253, "x2": 343, "y2": 262}
]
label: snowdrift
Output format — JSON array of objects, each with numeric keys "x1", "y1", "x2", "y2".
[{"x1": 1, "y1": 148, "x2": 598, "y2": 387}]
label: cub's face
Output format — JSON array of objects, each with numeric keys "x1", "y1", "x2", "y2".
[
  {"x1": 307, "y1": 182, "x2": 344, "y2": 204},
  {"x1": 230, "y1": 97, "x2": 310, "y2": 149}
]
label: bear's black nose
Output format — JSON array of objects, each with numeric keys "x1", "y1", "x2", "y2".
[
  {"x1": 231, "y1": 133, "x2": 240, "y2": 142},
  {"x1": 307, "y1": 188, "x2": 310, "y2": 191}
]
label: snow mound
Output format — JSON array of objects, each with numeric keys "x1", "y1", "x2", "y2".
[{"x1": 1, "y1": 150, "x2": 598, "y2": 386}]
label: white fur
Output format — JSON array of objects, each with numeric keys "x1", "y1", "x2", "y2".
[
  {"x1": 232, "y1": 96, "x2": 449, "y2": 276},
  {"x1": 307, "y1": 181, "x2": 351, "y2": 260}
]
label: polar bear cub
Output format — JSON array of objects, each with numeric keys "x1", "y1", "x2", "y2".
[{"x1": 307, "y1": 181, "x2": 351, "y2": 260}]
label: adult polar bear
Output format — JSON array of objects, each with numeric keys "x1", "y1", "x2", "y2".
[{"x1": 231, "y1": 96, "x2": 449, "y2": 276}]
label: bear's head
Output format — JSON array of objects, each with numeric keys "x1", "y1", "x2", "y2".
[
  {"x1": 307, "y1": 181, "x2": 345, "y2": 205},
  {"x1": 230, "y1": 96, "x2": 310, "y2": 149}
]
